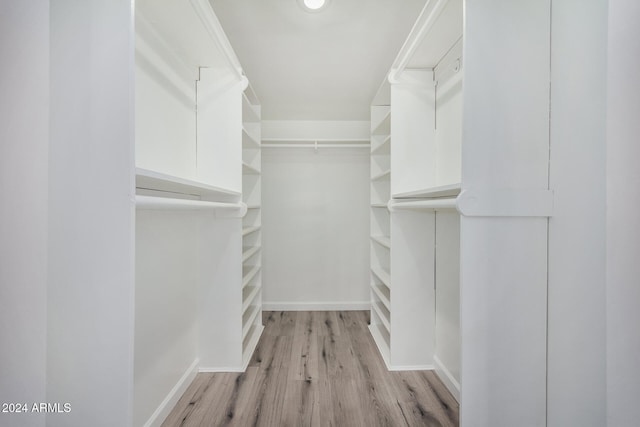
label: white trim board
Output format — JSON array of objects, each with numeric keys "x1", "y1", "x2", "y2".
[
  {"x1": 434, "y1": 355, "x2": 461, "y2": 402},
  {"x1": 389, "y1": 364, "x2": 435, "y2": 372},
  {"x1": 143, "y1": 358, "x2": 199, "y2": 427},
  {"x1": 262, "y1": 301, "x2": 370, "y2": 311}
]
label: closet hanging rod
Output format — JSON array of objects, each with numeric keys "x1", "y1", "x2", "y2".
[
  {"x1": 262, "y1": 143, "x2": 370, "y2": 149},
  {"x1": 387, "y1": 197, "x2": 458, "y2": 212},
  {"x1": 136, "y1": 195, "x2": 247, "y2": 213},
  {"x1": 262, "y1": 138, "x2": 370, "y2": 150}
]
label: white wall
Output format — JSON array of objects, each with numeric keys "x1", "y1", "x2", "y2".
[
  {"x1": 0, "y1": 2, "x2": 49, "y2": 426},
  {"x1": 547, "y1": 1, "x2": 608, "y2": 425},
  {"x1": 261, "y1": 122, "x2": 370, "y2": 309},
  {"x1": 48, "y1": 1, "x2": 135, "y2": 426},
  {"x1": 134, "y1": 211, "x2": 200, "y2": 427},
  {"x1": 606, "y1": 0, "x2": 640, "y2": 425}
]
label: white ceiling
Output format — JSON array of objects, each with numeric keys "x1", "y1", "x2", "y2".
[{"x1": 209, "y1": 0, "x2": 427, "y2": 121}]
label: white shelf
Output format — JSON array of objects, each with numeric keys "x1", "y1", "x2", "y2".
[
  {"x1": 135, "y1": 195, "x2": 244, "y2": 212},
  {"x1": 242, "y1": 226, "x2": 261, "y2": 237},
  {"x1": 371, "y1": 282, "x2": 391, "y2": 310},
  {"x1": 371, "y1": 203, "x2": 389, "y2": 209},
  {"x1": 242, "y1": 94, "x2": 260, "y2": 124},
  {"x1": 372, "y1": 300, "x2": 391, "y2": 333},
  {"x1": 242, "y1": 323, "x2": 264, "y2": 367},
  {"x1": 242, "y1": 246, "x2": 261, "y2": 263},
  {"x1": 371, "y1": 169, "x2": 391, "y2": 181},
  {"x1": 368, "y1": 323, "x2": 391, "y2": 368},
  {"x1": 393, "y1": 183, "x2": 462, "y2": 199},
  {"x1": 371, "y1": 235, "x2": 391, "y2": 249},
  {"x1": 371, "y1": 265, "x2": 391, "y2": 289},
  {"x1": 371, "y1": 135, "x2": 391, "y2": 155},
  {"x1": 242, "y1": 304, "x2": 261, "y2": 340},
  {"x1": 136, "y1": 168, "x2": 240, "y2": 202},
  {"x1": 388, "y1": 197, "x2": 458, "y2": 211},
  {"x1": 242, "y1": 127, "x2": 260, "y2": 149},
  {"x1": 242, "y1": 265, "x2": 261, "y2": 289},
  {"x1": 242, "y1": 286, "x2": 261, "y2": 313},
  {"x1": 242, "y1": 162, "x2": 260, "y2": 175},
  {"x1": 371, "y1": 107, "x2": 391, "y2": 135},
  {"x1": 246, "y1": 204, "x2": 261, "y2": 210}
]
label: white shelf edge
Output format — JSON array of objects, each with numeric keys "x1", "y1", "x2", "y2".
[
  {"x1": 371, "y1": 135, "x2": 391, "y2": 154},
  {"x1": 371, "y1": 283, "x2": 391, "y2": 310},
  {"x1": 368, "y1": 323, "x2": 391, "y2": 369},
  {"x1": 242, "y1": 226, "x2": 261, "y2": 237},
  {"x1": 242, "y1": 265, "x2": 261, "y2": 288},
  {"x1": 242, "y1": 127, "x2": 261, "y2": 148},
  {"x1": 371, "y1": 235, "x2": 391, "y2": 249},
  {"x1": 241, "y1": 324, "x2": 264, "y2": 369},
  {"x1": 242, "y1": 286, "x2": 261, "y2": 314},
  {"x1": 242, "y1": 246, "x2": 261, "y2": 263},
  {"x1": 371, "y1": 169, "x2": 391, "y2": 181},
  {"x1": 136, "y1": 168, "x2": 241, "y2": 202},
  {"x1": 371, "y1": 107, "x2": 391, "y2": 135},
  {"x1": 242, "y1": 95, "x2": 260, "y2": 123},
  {"x1": 371, "y1": 265, "x2": 391, "y2": 289},
  {"x1": 242, "y1": 304, "x2": 261, "y2": 340},
  {"x1": 393, "y1": 183, "x2": 462, "y2": 199},
  {"x1": 371, "y1": 203, "x2": 389, "y2": 209},
  {"x1": 246, "y1": 205, "x2": 261, "y2": 210},
  {"x1": 135, "y1": 195, "x2": 245, "y2": 212},
  {"x1": 372, "y1": 300, "x2": 391, "y2": 333},
  {"x1": 242, "y1": 162, "x2": 261, "y2": 175},
  {"x1": 388, "y1": 197, "x2": 458, "y2": 212}
]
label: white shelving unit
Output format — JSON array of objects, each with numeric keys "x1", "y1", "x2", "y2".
[
  {"x1": 240, "y1": 85, "x2": 263, "y2": 367},
  {"x1": 133, "y1": 0, "x2": 263, "y2": 424},
  {"x1": 368, "y1": 0, "x2": 463, "y2": 388},
  {"x1": 369, "y1": 102, "x2": 392, "y2": 364}
]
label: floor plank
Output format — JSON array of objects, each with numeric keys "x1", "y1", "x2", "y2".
[{"x1": 161, "y1": 311, "x2": 459, "y2": 427}]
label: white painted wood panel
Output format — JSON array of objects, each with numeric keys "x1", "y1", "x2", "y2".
[
  {"x1": 606, "y1": 1, "x2": 640, "y2": 425},
  {"x1": 134, "y1": 211, "x2": 199, "y2": 427},
  {"x1": 48, "y1": 1, "x2": 135, "y2": 426},
  {"x1": 461, "y1": 1, "x2": 551, "y2": 425},
  {"x1": 547, "y1": 0, "x2": 608, "y2": 425},
  {"x1": 435, "y1": 211, "x2": 460, "y2": 399},
  {"x1": 0, "y1": 2, "x2": 49, "y2": 426}
]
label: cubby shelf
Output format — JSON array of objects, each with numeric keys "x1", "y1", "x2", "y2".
[
  {"x1": 242, "y1": 286, "x2": 261, "y2": 313},
  {"x1": 242, "y1": 226, "x2": 261, "y2": 237},
  {"x1": 242, "y1": 162, "x2": 260, "y2": 175},
  {"x1": 371, "y1": 235, "x2": 391, "y2": 249},
  {"x1": 371, "y1": 169, "x2": 391, "y2": 181},
  {"x1": 242, "y1": 127, "x2": 260, "y2": 149},
  {"x1": 242, "y1": 305, "x2": 261, "y2": 340},
  {"x1": 371, "y1": 135, "x2": 391, "y2": 155},
  {"x1": 242, "y1": 265, "x2": 261, "y2": 288},
  {"x1": 371, "y1": 107, "x2": 391, "y2": 135},
  {"x1": 242, "y1": 246, "x2": 261, "y2": 263},
  {"x1": 371, "y1": 282, "x2": 391, "y2": 310},
  {"x1": 371, "y1": 265, "x2": 391, "y2": 289}
]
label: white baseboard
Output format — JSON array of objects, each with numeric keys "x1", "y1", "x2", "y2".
[
  {"x1": 433, "y1": 355, "x2": 461, "y2": 402},
  {"x1": 389, "y1": 364, "x2": 435, "y2": 371},
  {"x1": 144, "y1": 358, "x2": 199, "y2": 427},
  {"x1": 262, "y1": 301, "x2": 370, "y2": 311}
]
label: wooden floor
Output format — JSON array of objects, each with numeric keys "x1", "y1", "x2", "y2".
[{"x1": 162, "y1": 311, "x2": 459, "y2": 427}]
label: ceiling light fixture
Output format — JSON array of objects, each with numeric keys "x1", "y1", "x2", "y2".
[{"x1": 298, "y1": 0, "x2": 330, "y2": 12}]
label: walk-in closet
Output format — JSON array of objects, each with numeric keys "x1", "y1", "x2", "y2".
[{"x1": 3, "y1": 0, "x2": 640, "y2": 426}]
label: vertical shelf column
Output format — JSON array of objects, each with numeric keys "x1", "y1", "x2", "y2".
[
  {"x1": 369, "y1": 104, "x2": 392, "y2": 366},
  {"x1": 241, "y1": 86, "x2": 264, "y2": 368}
]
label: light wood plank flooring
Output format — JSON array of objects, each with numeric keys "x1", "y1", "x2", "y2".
[{"x1": 162, "y1": 311, "x2": 459, "y2": 426}]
